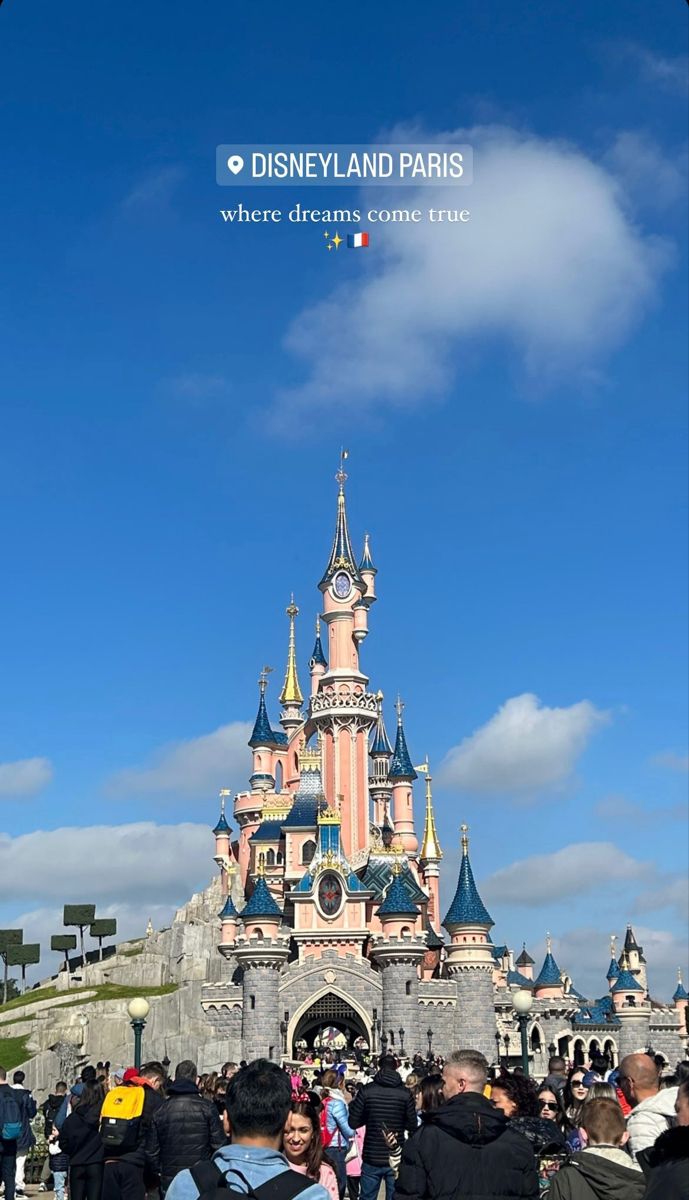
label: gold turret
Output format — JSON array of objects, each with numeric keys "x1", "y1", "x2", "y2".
[
  {"x1": 280, "y1": 595, "x2": 304, "y2": 707},
  {"x1": 417, "y1": 757, "x2": 443, "y2": 861}
]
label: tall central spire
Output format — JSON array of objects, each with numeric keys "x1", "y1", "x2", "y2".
[
  {"x1": 418, "y1": 757, "x2": 443, "y2": 861},
  {"x1": 280, "y1": 596, "x2": 303, "y2": 707},
  {"x1": 319, "y1": 450, "x2": 363, "y2": 589}
]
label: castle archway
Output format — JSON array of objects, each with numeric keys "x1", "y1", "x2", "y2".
[{"x1": 288, "y1": 988, "x2": 371, "y2": 1058}]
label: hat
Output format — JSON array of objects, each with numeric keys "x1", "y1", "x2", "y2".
[
  {"x1": 123, "y1": 1068, "x2": 139, "y2": 1083},
  {"x1": 112, "y1": 1068, "x2": 126, "y2": 1082}
]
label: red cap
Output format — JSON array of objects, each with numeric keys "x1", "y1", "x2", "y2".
[{"x1": 123, "y1": 1068, "x2": 139, "y2": 1083}]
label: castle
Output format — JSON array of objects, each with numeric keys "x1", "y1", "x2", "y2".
[
  {"x1": 9, "y1": 467, "x2": 687, "y2": 1089},
  {"x1": 200, "y1": 466, "x2": 688, "y2": 1070}
]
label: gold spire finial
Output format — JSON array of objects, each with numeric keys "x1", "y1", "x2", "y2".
[
  {"x1": 256, "y1": 853, "x2": 266, "y2": 877},
  {"x1": 460, "y1": 823, "x2": 469, "y2": 855},
  {"x1": 418, "y1": 757, "x2": 443, "y2": 862},
  {"x1": 280, "y1": 597, "x2": 303, "y2": 707},
  {"x1": 392, "y1": 852, "x2": 402, "y2": 876}
]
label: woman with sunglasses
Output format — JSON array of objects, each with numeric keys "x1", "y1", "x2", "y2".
[
  {"x1": 491, "y1": 1074, "x2": 568, "y2": 1188},
  {"x1": 563, "y1": 1067, "x2": 589, "y2": 1126},
  {"x1": 537, "y1": 1085, "x2": 581, "y2": 1151}
]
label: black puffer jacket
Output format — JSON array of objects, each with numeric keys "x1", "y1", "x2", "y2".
[
  {"x1": 348, "y1": 1069, "x2": 417, "y2": 1166},
  {"x1": 394, "y1": 1092, "x2": 539, "y2": 1200},
  {"x1": 146, "y1": 1078, "x2": 225, "y2": 1191},
  {"x1": 639, "y1": 1125, "x2": 689, "y2": 1200},
  {"x1": 59, "y1": 1102, "x2": 105, "y2": 1166}
]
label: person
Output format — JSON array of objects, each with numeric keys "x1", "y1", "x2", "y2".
[
  {"x1": 416, "y1": 1076, "x2": 443, "y2": 1115},
  {"x1": 547, "y1": 1097, "x2": 643, "y2": 1199},
  {"x1": 221, "y1": 1062, "x2": 239, "y2": 1081},
  {"x1": 394, "y1": 1049, "x2": 539, "y2": 1200},
  {"x1": 42, "y1": 1082, "x2": 68, "y2": 1138},
  {"x1": 348, "y1": 1054, "x2": 416, "y2": 1200},
  {"x1": 283, "y1": 1098, "x2": 339, "y2": 1200},
  {"x1": 319, "y1": 1070, "x2": 355, "y2": 1199},
  {"x1": 544, "y1": 1057, "x2": 568, "y2": 1096},
  {"x1": 0, "y1": 1066, "x2": 23, "y2": 1200},
  {"x1": 563, "y1": 1069, "x2": 590, "y2": 1126},
  {"x1": 617, "y1": 1053, "x2": 678, "y2": 1159},
  {"x1": 101, "y1": 1062, "x2": 166, "y2": 1200},
  {"x1": 58, "y1": 1081, "x2": 105, "y2": 1200},
  {"x1": 165, "y1": 1059, "x2": 328, "y2": 1200},
  {"x1": 10, "y1": 1071, "x2": 36, "y2": 1198},
  {"x1": 146, "y1": 1059, "x2": 225, "y2": 1194},
  {"x1": 490, "y1": 1074, "x2": 568, "y2": 1187},
  {"x1": 47, "y1": 1125, "x2": 70, "y2": 1200},
  {"x1": 639, "y1": 1077, "x2": 689, "y2": 1199},
  {"x1": 536, "y1": 1084, "x2": 579, "y2": 1149}
]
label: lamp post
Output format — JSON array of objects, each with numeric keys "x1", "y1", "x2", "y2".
[
  {"x1": 127, "y1": 997, "x2": 150, "y2": 1070},
  {"x1": 280, "y1": 1019, "x2": 288, "y2": 1058},
  {"x1": 426, "y1": 1027, "x2": 433, "y2": 1060},
  {"x1": 380, "y1": 1028, "x2": 389, "y2": 1057},
  {"x1": 548, "y1": 1041, "x2": 556, "y2": 1059},
  {"x1": 495, "y1": 1030, "x2": 502, "y2": 1066},
  {"x1": 372, "y1": 1008, "x2": 378, "y2": 1055},
  {"x1": 503, "y1": 1032, "x2": 510, "y2": 1062},
  {"x1": 513, "y1": 989, "x2": 533, "y2": 1078},
  {"x1": 399, "y1": 1027, "x2": 405, "y2": 1055}
]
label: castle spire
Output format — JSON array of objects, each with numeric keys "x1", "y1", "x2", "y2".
[
  {"x1": 279, "y1": 596, "x2": 304, "y2": 707},
  {"x1": 309, "y1": 615, "x2": 327, "y2": 669},
  {"x1": 417, "y1": 758, "x2": 443, "y2": 862},
  {"x1": 371, "y1": 692, "x2": 393, "y2": 757},
  {"x1": 389, "y1": 697, "x2": 418, "y2": 780},
  {"x1": 248, "y1": 668, "x2": 276, "y2": 747},
  {"x1": 443, "y1": 824, "x2": 493, "y2": 930},
  {"x1": 319, "y1": 450, "x2": 362, "y2": 589}
]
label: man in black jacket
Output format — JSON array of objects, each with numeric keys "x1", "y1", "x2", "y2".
[
  {"x1": 146, "y1": 1061, "x2": 224, "y2": 1194},
  {"x1": 348, "y1": 1056, "x2": 417, "y2": 1200},
  {"x1": 102, "y1": 1065, "x2": 166, "y2": 1200},
  {"x1": 394, "y1": 1049, "x2": 539, "y2": 1200}
]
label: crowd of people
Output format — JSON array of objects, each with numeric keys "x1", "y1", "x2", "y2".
[{"x1": 0, "y1": 1048, "x2": 686, "y2": 1200}]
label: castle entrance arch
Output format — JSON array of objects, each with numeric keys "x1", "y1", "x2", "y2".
[{"x1": 290, "y1": 990, "x2": 370, "y2": 1058}]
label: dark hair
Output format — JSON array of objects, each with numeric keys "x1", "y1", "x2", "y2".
[
  {"x1": 548, "y1": 1056, "x2": 566, "y2": 1074},
  {"x1": 13, "y1": 1071, "x2": 26, "y2": 1085},
  {"x1": 139, "y1": 1064, "x2": 165, "y2": 1085},
  {"x1": 563, "y1": 1065, "x2": 589, "y2": 1117},
  {"x1": 491, "y1": 1073, "x2": 539, "y2": 1117},
  {"x1": 284, "y1": 1101, "x2": 326, "y2": 1180},
  {"x1": 175, "y1": 1060, "x2": 198, "y2": 1081},
  {"x1": 418, "y1": 1075, "x2": 443, "y2": 1112},
  {"x1": 590, "y1": 1054, "x2": 609, "y2": 1076},
  {"x1": 56, "y1": 1081, "x2": 67, "y2": 1092},
  {"x1": 378, "y1": 1055, "x2": 397, "y2": 1073},
  {"x1": 80, "y1": 1066, "x2": 97, "y2": 1085},
  {"x1": 226, "y1": 1059, "x2": 291, "y2": 1137},
  {"x1": 537, "y1": 1084, "x2": 574, "y2": 1135},
  {"x1": 75, "y1": 1082, "x2": 104, "y2": 1112}
]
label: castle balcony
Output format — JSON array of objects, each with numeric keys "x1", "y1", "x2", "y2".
[{"x1": 310, "y1": 689, "x2": 379, "y2": 722}]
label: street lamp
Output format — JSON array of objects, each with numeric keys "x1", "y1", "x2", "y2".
[
  {"x1": 127, "y1": 997, "x2": 150, "y2": 1070},
  {"x1": 380, "y1": 1028, "x2": 389, "y2": 1057},
  {"x1": 513, "y1": 989, "x2": 533, "y2": 1078},
  {"x1": 426, "y1": 1027, "x2": 433, "y2": 1059},
  {"x1": 399, "y1": 1027, "x2": 405, "y2": 1055},
  {"x1": 548, "y1": 1042, "x2": 556, "y2": 1059},
  {"x1": 503, "y1": 1032, "x2": 511, "y2": 1060},
  {"x1": 372, "y1": 1008, "x2": 378, "y2": 1054},
  {"x1": 495, "y1": 1030, "x2": 502, "y2": 1066}
]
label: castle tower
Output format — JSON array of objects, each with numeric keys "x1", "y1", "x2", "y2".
[
  {"x1": 673, "y1": 969, "x2": 688, "y2": 1038},
  {"x1": 369, "y1": 692, "x2": 393, "y2": 827},
  {"x1": 533, "y1": 935, "x2": 564, "y2": 1001},
  {"x1": 359, "y1": 533, "x2": 377, "y2": 604},
  {"x1": 234, "y1": 869, "x2": 289, "y2": 1061},
  {"x1": 311, "y1": 460, "x2": 378, "y2": 861},
  {"x1": 389, "y1": 699, "x2": 418, "y2": 854},
  {"x1": 279, "y1": 597, "x2": 304, "y2": 740},
  {"x1": 308, "y1": 616, "x2": 327, "y2": 697},
  {"x1": 443, "y1": 825, "x2": 497, "y2": 1060},
  {"x1": 515, "y1": 944, "x2": 535, "y2": 982},
  {"x1": 606, "y1": 935, "x2": 621, "y2": 989},
  {"x1": 621, "y1": 925, "x2": 648, "y2": 996},
  {"x1": 213, "y1": 791, "x2": 233, "y2": 896},
  {"x1": 371, "y1": 860, "x2": 426, "y2": 1055},
  {"x1": 612, "y1": 966, "x2": 650, "y2": 1058},
  {"x1": 218, "y1": 894, "x2": 239, "y2": 950},
  {"x1": 417, "y1": 758, "x2": 443, "y2": 929}
]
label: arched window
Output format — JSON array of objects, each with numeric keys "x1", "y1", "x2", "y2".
[
  {"x1": 276, "y1": 851, "x2": 283, "y2": 865},
  {"x1": 266, "y1": 849, "x2": 275, "y2": 866},
  {"x1": 405, "y1": 981, "x2": 411, "y2": 996},
  {"x1": 573, "y1": 1039, "x2": 585, "y2": 1066},
  {"x1": 530, "y1": 1026, "x2": 542, "y2": 1052},
  {"x1": 275, "y1": 762, "x2": 283, "y2": 792},
  {"x1": 302, "y1": 839, "x2": 316, "y2": 865},
  {"x1": 603, "y1": 1039, "x2": 616, "y2": 1067}
]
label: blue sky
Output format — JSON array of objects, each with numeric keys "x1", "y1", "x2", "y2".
[{"x1": 0, "y1": 1, "x2": 687, "y2": 999}]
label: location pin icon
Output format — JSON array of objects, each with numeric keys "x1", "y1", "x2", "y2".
[{"x1": 227, "y1": 154, "x2": 244, "y2": 175}]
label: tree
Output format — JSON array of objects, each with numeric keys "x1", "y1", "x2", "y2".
[
  {"x1": 51, "y1": 934, "x2": 77, "y2": 980},
  {"x1": 63, "y1": 905, "x2": 96, "y2": 965},
  {"x1": 90, "y1": 918, "x2": 117, "y2": 961},
  {"x1": 0, "y1": 929, "x2": 23, "y2": 1005},
  {"x1": 6, "y1": 944, "x2": 40, "y2": 995}
]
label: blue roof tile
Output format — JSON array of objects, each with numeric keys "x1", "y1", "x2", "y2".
[
  {"x1": 534, "y1": 950, "x2": 562, "y2": 988},
  {"x1": 241, "y1": 876, "x2": 283, "y2": 919},
  {"x1": 611, "y1": 968, "x2": 643, "y2": 993},
  {"x1": 378, "y1": 873, "x2": 420, "y2": 917},
  {"x1": 443, "y1": 843, "x2": 493, "y2": 930},
  {"x1": 507, "y1": 969, "x2": 533, "y2": 988},
  {"x1": 389, "y1": 715, "x2": 417, "y2": 779},
  {"x1": 606, "y1": 957, "x2": 621, "y2": 980},
  {"x1": 218, "y1": 895, "x2": 238, "y2": 919},
  {"x1": 213, "y1": 812, "x2": 231, "y2": 834},
  {"x1": 249, "y1": 821, "x2": 284, "y2": 842},
  {"x1": 673, "y1": 980, "x2": 688, "y2": 1001}
]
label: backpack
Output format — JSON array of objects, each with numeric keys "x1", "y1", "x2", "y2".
[
  {"x1": 319, "y1": 1095, "x2": 334, "y2": 1148},
  {"x1": 190, "y1": 1163, "x2": 314, "y2": 1200},
  {"x1": 100, "y1": 1085, "x2": 145, "y2": 1152},
  {"x1": 0, "y1": 1088, "x2": 23, "y2": 1141}
]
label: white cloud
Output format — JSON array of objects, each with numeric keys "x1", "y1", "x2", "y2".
[
  {"x1": 107, "y1": 721, "x2": 252, "y2": 797},
  {"x1": 603, "y1": 131, "x2": 686, "y2": 213},
  {"x1": 482, "y1": 841, "x2": 651, "y2": 906},
  {"x1": 437, "y1": 693, "x2": 609, "y2": 795},
  {"x1": 635, "y1": 875, "x2": 689, "y2": 924},
  {"x1": 651, "y1": 750, "x2": 689, "y2": 773},
  {"x1": 0, "y1": 756, "x2": 53, "y2": 798},
  {"x1": 0, "y1": 822, "x2": 213, "y2": 904},
  {"x1": 274, "y1": 124, "x2": 670, "y2": 421},
  {"x1": 594, "y1": 793, "x2": 687, "y2": 824},
  {"x1": 553, "y1": 925, "x2": 688, "y2": 1003},
  {"x1": 619, "y1": 44, "x2": 689, "y2": 96}
]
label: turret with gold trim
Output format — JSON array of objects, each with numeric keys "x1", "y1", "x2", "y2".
[
  {"x1": 417, "y1": 757, "x2": 443, "y2": 930},
  {"x1": 279, "y1": 596, "x2": 304, "y2": 734}
]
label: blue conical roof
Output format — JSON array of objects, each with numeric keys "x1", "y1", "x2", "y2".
[
  {"x1": 213, "y1": 811, "x2": 231, "y2": 834},
  {"x1": 371, "y1": 699, "x2": 393, "y2": 756},
  {"x1": 241, "y1": 876, "x2": 282, "y2": 919},
  {"x1": 218, "y1": 895, "x2": 238, "y2": 920},
  {"x1": 534, "y1": 950, "x2": 562, "y2": 988},
  {"x1": 389, "y1": 709, "x2": 417, "y2": 779},
  {"x1": 249, "y1": 687, "x2": 274, "y2": 748},
  {"x1": 319, "y1": 483, "x2": 363, "y2": 589},
  {"x1": 443, "y1": 833, "x2": 493, "y2": 930},
  {"x1": 310, "y1": 628, "x2": 327, "y2": 669},
  {"x1": 378, "y1": 873, "x2": 420, "y2": 918},
  {"x1": 606, "y1": 957, "x2": 620, "y2": 981},
  {"x1": 359, "y1": 533, "x2": 376, "y2": 573},
  {"x1": 673, "y1": 980, "x2": 688, "y2": 1002},
  {"x1": 611, "y1": 968, "x2": 643, "y2": 993}
]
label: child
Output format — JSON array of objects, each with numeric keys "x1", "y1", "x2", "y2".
[{"x1": 548, "y1": 1097, "x2": 645, "y2": 1199}]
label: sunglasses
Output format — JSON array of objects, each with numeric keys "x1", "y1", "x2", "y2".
[
  {"x1": 571, "y1": 1079, "x2": 587, "y2": 1088},
  {"x1": 539, "y1": 1100, "x2": 558, "y2": 1110}
]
